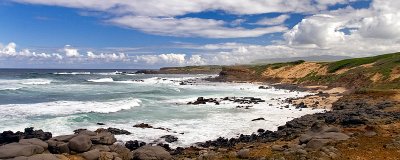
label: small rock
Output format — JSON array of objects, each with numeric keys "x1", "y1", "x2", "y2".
[
  {"x1": 237, "y1": 149, "x2": 250, "y2": 159},
  {"x1": 251, "y1": 118, "x2": 265, "y2": 121},
  {"x1": 81, "y1": 149, "x2": 100, "y2": 160},
  {"x1": 306, "y1": 139, "x2": 331, "y2": 149},
  {"x1": 271, "y1": 145, "x2": 285, "y2": 151},
  {"x1": 161, "y1": 135, "x2": 178, "y2": 143},
  {"x1": 133, "y1": 123, "x2": 153, "y2": 129}
]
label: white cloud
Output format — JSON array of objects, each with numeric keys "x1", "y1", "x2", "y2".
[
  {"x1": 135, "y1": 53, "x2": 186, "y2": 65},
  {"x1": 0, "y1": 42, "x2": 17, "y2": 56},
  {"x1": 284, "y1": 14, "x2": 346, "y2": 48},
  {"x1": 12, "y1": 0, "x2": 343, "y2": 17},
  {"x1": 64, "y1": 45, "x2": 80, "y2": 57},
  {"x1": 255, "y1": 15, "x2": 290, "y2": 26},
  {"x1": 0, "y1": 42, "x2": 63, "y2": 60},
  {"x1": 109, "y1": 16, "x2": 287, "y2": 38},
  {"x1": 87, "y1": 51, "x2": 127, "y2": 61},
  {"x1": 11, "y1": 0, "x2": 355, "y2": 38}
]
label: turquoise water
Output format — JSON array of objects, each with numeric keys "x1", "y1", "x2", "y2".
[{"x1": 0, "y1": 69, "x2": 324, "y2": 147}]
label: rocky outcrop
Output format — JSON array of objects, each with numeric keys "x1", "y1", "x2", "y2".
[{"x1": 0, "y1": 127, "x2": 52, "y2": 145}]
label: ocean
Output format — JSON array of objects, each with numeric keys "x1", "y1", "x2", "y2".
[{"x1": 0, "y1": 69, "x2": 324, "y2": 147}]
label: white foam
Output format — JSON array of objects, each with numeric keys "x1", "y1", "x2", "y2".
[
  {"x1": 53, "y1": 72, "x2": 91, "y2": 75},
  {"x1": 87, "y1": 77, "x2": 114, "y2": 82},
  {"x1": 20, "y1": 79, "x2": 52, "y2": 85},
  {"x1": 0, "y1": 98, "x2": 141, "y2": 118}
]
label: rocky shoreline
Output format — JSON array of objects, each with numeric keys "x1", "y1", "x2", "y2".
[{"x1": 1, "y1": 82, "x2": 400, "y2": 159}]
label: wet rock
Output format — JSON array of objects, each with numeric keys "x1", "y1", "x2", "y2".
[
  {"x1": 125, "y1": 140, "x2": 146, "y2": 151},
  {"x1": 251, "y1": 117, "x2": 265, "y2": 121},
  {"x1": 0, "y1": 128, "x2": 52, "y2": 145},
  {"x1": 161, "y1": 135, "x2": 178, "y2": 143},
  {"x1": 132, "y1": 146, "x2": 172, "y2": 160},
  {"x1": 133, "y1": 123, "x2": 153, "y2": 129},
  {"x1": 296, "y1": 102, "x2": 307, "y2": 109},
  {"x1": 97, "y1": 123, "x2": 105, "y2": 125},
  {"x1": 68, "y1": 135, "x2": 92, "y2": 152},
  {"x1": 0, "y1": 143, "x2": 45, "y2": 159},
  {"x1": 105, "y1": 128, "x2": 131, "y2": 135}
]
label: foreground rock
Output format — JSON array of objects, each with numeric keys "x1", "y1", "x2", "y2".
[
  {"x1": 132, "y1": 146, "x2": 172, "y2": 160},
  {"x1": 0, "y1": 142, "x2": 45, "y2": 159}
]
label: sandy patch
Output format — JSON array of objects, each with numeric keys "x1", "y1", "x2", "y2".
[
  {"x1": 360, "y1": 63, "x2": 375, "y2": 68},
  {"x1": 291, "y1": 87, "x2": 347, "y2": 110},
  {"x1": 390, "y1": 67, "x2": 400, "y2": 81},
  {"x1": 262, "y1": 62, "x2": 322, "y2": 82},
  {"x1": 335, "y1": 68, "x2": 350, "y2": 74},
  {"x1": 371, "y1": 73, "x2": 383, "y2": 83}
]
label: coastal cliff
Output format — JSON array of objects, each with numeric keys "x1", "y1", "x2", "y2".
[{"x1": 214, "y1": 52, "x2": 400, "y2": 90}]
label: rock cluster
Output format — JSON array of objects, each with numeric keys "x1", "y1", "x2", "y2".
[
  {"x1": 187, "y1": 96, "x2": 266, "y2": 106},
  {"x1": 0, "y1": 128, "x2": 173, "y2": 160}
]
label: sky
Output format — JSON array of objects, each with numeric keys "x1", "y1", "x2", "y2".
[{"x1": 0, "y1": 0, "x2": 399, "y2": 69}]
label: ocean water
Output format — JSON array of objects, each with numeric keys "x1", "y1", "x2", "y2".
[{"x1": 0, "y1": 69, "x2": 324, "y2": 147}]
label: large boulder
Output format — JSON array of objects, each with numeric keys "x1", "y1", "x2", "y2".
[
  {"x1": 47, "y1": 140, "x2": 70, "y2": 154},
  {"x1": 132, "y1": 146, "x2": 172, "y2": 160},
  {"x1": 19, "y1": 138, "x2": 48, "y2": 149},
  {"x1": 109, "y1": 144, "x2": 133, "y2": 160},
  {"x1": 68, "y1": 135, "x2": 92, "y2": 152},
  {"x1": 91, "y1": 132, "x2": 116, "y2": 145},
  {"x1": 0, "y1": 143, "x2": 45, "y2": 159},
  {"x1": 51, "y1": 135, "x2": 77, "y2": 142}
]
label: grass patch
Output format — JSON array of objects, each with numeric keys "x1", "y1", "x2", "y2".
[{"x1": 327, "y1": 52, "x2": 400, "y2": 73}]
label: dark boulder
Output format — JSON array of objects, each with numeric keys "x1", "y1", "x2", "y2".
[
  {"x1": 125, "y1": 140, "x2": 146, "y2": 151},
  {"x1": 161, "y1": 135, "x2": 178, "y2": 143}
]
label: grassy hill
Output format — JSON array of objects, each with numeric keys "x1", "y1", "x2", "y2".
[{"x1": 215, "y1": 52, "x2": 400, "y2": 90}]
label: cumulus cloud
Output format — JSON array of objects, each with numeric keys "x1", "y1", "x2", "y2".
[
  {"x1": 64, "y1": 45, "x2": 80, "y2": 57},
  {"x1": 284, "y1": 14, "x2": 346, "y2": 48},
  {"x1": 0, "y1": 42, "x2": 63, "y2": 60},
  {"x1": 87, "y1": 51, "x2": 127, "y2": 61}
]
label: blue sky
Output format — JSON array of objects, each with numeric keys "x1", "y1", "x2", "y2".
[{"x1": 0, "y1": 0, "x2": 399, "y2": 69}]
